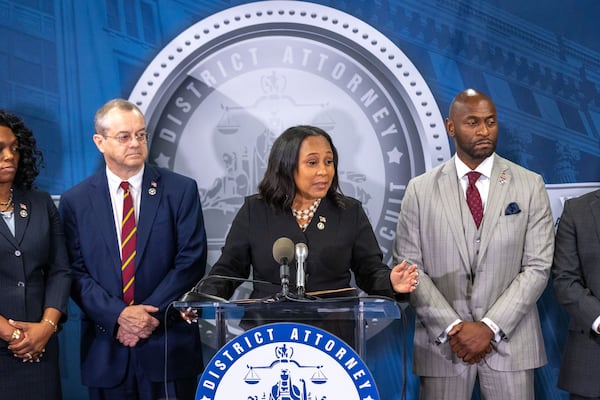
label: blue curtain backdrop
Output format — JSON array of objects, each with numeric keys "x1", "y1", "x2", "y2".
[{"x1": 2, "y1": 0, "x2": 599, "y2": 399}]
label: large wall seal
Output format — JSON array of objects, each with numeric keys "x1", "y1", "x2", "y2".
[{"x1": 129, "y1": 1, "x2": 450, "y2": 265}]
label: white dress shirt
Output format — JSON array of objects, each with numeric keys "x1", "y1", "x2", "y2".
[{"x1": 106, "y1": 166, "x2": 144, "y2": 257}]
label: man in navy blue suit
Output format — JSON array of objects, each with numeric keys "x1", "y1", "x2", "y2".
[{"x1": 59, "y1": 99, "x2": 207, "y2": 400}]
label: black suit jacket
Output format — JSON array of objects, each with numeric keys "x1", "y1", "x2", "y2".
[
  {"x1": 203, "y1": 194, "x2": 396, "y2": 299},
  {"x1": 553, "y1": 189, "x2": 600, "y2": 397}
]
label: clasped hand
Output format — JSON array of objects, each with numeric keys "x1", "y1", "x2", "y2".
[
  {"x1": 116, "y1": 305, "x2": 160, "y2": 347},
  {"x1": 448, "y1": 321, "x2": 494, "y2": 364},
  {"x1": 7, "y1": 319, "x2": 53, "y2": 362}
]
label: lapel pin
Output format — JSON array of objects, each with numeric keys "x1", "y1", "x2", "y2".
[
  {"x1": 499, "y1": 172, "x2": 509, "y2": 185},
  {"x1": 317, "y1": 216, "x2": 326, "y2": 230},
  {"x1": 148, "y1": 181, "x2": 158, "y2": 195},
  {"x1": 19, "y1": 203, "x2": 27, "y2": 218}
]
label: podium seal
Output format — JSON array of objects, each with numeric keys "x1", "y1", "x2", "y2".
[{"x1": 196, "y1": 322, "x2": 379, "y2": 400}]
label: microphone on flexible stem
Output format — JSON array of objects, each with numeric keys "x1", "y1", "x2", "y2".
[
  {"x1": 272, "y1": 237, "x2": 295, "y2": 299},
  {"x1": 178, "y1": 275, "x2": 228, "y2": 303},
  {"x1": 295, "y1": 243, "x2": 308, "y2": 298},
  {"x1": 178, "y1": 274, "x2": 284, "y2": 305}
]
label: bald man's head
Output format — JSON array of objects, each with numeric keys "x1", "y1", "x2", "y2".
[{"x1": 445, "y1": 89, "x2": 498, "y2": 170}]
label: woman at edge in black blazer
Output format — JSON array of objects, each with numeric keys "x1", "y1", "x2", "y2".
[{"x1": 0, "y1": 110, "x2": 71, "y2": 399}]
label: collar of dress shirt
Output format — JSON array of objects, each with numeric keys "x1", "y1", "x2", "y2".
[
  {"x1": 454, "y1": 153, "x2": 495, "y2": 180},
  {"x1": 106, "y1": 165, "x2": 145, "y2": 196}
]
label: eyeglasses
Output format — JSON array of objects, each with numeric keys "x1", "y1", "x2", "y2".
[{"x1": 102, "y1": 132, "x2": 148, "y2": 144}]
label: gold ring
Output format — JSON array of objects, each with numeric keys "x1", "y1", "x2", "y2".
[{"x1": 11, "y1": 329, "x2": 21, "y2": 341}]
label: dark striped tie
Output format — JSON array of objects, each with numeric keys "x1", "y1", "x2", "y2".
[
  {"x1": 120, "y1": 181, "x2": 136, "y2": 305},
  {"x1": 466, "y1": 171, "x2": 483, "y2": 228}
]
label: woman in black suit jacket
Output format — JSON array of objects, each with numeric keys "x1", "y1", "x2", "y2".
[
  {"x1": 0, "y1": 110, "x2": 71, "y2": 399},
  {"x1": 190, "y1": 126, "x2": 418, "y2": 344}
]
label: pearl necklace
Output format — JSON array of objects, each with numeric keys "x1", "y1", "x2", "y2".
[
  {"x1": 292, "y1": 198, "x2": 321, "y2": 231},
  {"x1": 0, "y1": 189, "x2": 13, "y2": 212}
]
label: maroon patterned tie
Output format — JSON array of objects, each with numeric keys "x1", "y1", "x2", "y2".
[
  {"x1": 120, "y1": 181, "x2": 136, "y2": 305},
  {"x1": 466, "y1": 171, "x2": 483, "y2": 228}
]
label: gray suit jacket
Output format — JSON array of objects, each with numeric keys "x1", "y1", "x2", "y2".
[
  {"x1": 394, "y1": 154, "x2": 554, "y2": 377},
  {"x1": 553, "y1": 189, "x2": 600, "y2": 397}
]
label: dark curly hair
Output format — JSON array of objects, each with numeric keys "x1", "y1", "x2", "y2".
[
  {"x1": 0, "y1": 110, "x2": 43, "y2": 190},
  {"x1": 258, "y1": 125, "x2": 344, "y2": 211}
]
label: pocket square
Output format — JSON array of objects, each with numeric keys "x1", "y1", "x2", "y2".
[{"x1": 504, "y1": 202, "x2": 521, "y2": 215}]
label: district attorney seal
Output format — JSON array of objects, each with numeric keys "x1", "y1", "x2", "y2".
[
  {"x1": 196, "y1": 322, "x2": 380, "y2": 400},
  {"x1": 129, "y1": 1, "x2": 450, "y2": 264}
]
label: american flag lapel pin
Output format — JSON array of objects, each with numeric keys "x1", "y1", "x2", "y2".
[
  {"x1": 317, "y1": 216, "x2": 326, "y2": 230},
  {"x1": 19, "y1": 203, "x2": 28, "y2": 218},
  {"x1": 148, "y1": 181, "x2": 157, "y2": 196}
]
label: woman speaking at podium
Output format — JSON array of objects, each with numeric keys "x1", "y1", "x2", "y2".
[{"x1": 186, "y1": 125, "x2": 417, "y2": 345}]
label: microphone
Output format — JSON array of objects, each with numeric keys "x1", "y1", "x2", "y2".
[
  {"x1": 178, "y1": 289, "x2": 228, "y2": 303},
  {"x1": 272, "y1": 237, "x2": 295, "y2": 297},
  {"x1": 176, "y1": 274, "x2": 283, "y2": 308},
  {"x1": 295, "y1": 243, "x2": 308, "y2": 297},
  {"x1": 178, "y1": 272, "x2": 229, "y2": 303}
]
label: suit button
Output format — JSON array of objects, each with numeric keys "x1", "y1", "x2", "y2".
[
  {"x1": 17, "y1": 281, "x2": 25, "y2": 287},
  {"x1": 14, "y1": 250, "x2": 21, "y2": 256}
]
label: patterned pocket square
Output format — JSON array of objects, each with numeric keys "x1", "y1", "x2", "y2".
[{"x1": 504, "y1": 202, "x2": 521, "y2": 215}]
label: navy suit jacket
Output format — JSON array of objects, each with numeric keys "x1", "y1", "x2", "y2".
[
  {"x1": 0, "y1": 189, "x2": 71, "y2": 346},
  {"x1": 59, "y1": 164, "x2": 207, "y2": 387}
]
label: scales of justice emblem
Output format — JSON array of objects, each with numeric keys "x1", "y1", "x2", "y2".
[{"x1": 243, "y1": 344, "x2": 327, "y2": 400}]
